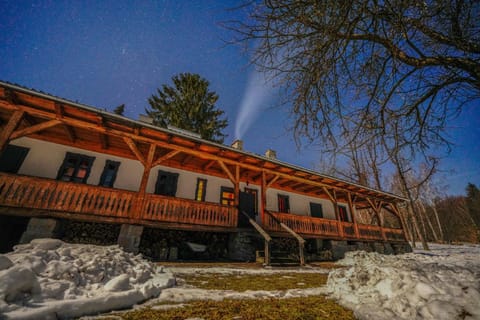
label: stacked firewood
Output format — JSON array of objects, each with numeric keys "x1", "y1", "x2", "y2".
[
  {"x1": 60, "y1": 220, "x2": 120, "y2": 245},
  {"x1": 139, "y1": 228, "x2": 229, "y2": 261}
]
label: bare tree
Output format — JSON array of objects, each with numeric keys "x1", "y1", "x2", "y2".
[{"x1": 231, "y1": 1, "x2": 480, "y2": 152}]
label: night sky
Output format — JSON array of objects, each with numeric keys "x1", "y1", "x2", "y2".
[{"x1": 1, "y1": 1, "x2": 478, "y2": 195}]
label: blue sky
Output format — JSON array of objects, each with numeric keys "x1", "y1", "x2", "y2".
[{"x1": 1, "y1": 1, "x2": 478, "y2": 195}]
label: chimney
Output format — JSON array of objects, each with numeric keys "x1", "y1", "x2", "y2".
[
  {"x1": 265, "y1": 149, "x2": 277, "y2": 159},
  {"x1": 138, "y1": 114, "x2": 154, "y2": 124},
  {"x1": 231, "y1": 139, "x2": 243, "y2": 150}
]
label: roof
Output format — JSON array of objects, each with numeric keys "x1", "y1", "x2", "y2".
[{"x1": 0, "y1": 80, "x2": 407, "y2": 202}]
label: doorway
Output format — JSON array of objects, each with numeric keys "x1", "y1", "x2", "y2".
[{"x1": 238, "y1": 191, "x2": 256, "y2": 227}]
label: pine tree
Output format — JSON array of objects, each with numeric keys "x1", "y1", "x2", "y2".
[
  {"x1": 113, "y1": 104, "x2": 125, "y2": 116},
  {"x1": 146, "y1": 73, "x2": 228, "y2": 143},
  {"x1": 466, "y1": 183, "x2": 480, "y2": 228}
]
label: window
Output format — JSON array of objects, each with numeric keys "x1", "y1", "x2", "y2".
[
  {"x1": 277, "y1": 194, "x2": 290, "y2": 213},
  {"x1": 99, "y1": 160, "x2": 120, "y2": 188},
  {"x1": 244, "y1": 188, "x2": 258, "y2": 214},
  {"x1": 338, "y1": 205, "x2": 349, "y2": 222},
  {"x1": 195, "y1": 178, "x2": 207, "y2": 201},
  {"x1": 220, "y1": 186, "x2": 235, "y2": 206},
  {"x1": 57, "y1": 152, "x2": 95, "y2": 183},
  {"x1": 310, "y1": 202, "x2": 323, "y2": 218},
  {"x1": 155, "y1": 170, "x2": 179, "y2": 196},
  {"x1": 0, "y1": 144, "x2": 29, "y2": 173}
]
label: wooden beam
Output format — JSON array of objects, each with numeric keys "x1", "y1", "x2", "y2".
[
  {"x1": 203, "y1": 159, "x2": 216, "y2": 171},
  {"x1": 266, "y1": 174, "x2": 280, "y2": 188},
  {"x1": 153, "y1": 150, "x2": 180, "y2": 167},
  {"x1": 123, "y1": 137, "x2": 145, "y2": 165},
  {"x1": 181, "y1": 154, "x2": 194, "y2": 166},
  {"x1": 322, "y1": 187, "x2": 335, "y2": 203},
  {"x1": 10, "y1": 119, "x2": 61, "y2": 140},
  {"x1": 0, "y1": 110, "x2": 24, "y2": 153},
  {"x1": 218, "y1": 160, "x2": 236, "y2": 184},
  {"x1": 0, "y1": 99, "x2": 401, "y2": 204},
  {"x1": 100, "y1": 133, "x2": 109, "y2": 149}
]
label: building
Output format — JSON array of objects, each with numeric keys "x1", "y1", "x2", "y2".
[{"x1": 0, "y1": 81, "x2": 410, "y2": 264}]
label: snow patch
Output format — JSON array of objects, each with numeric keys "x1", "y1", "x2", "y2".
[
  {"x1": 0, "y1": 239, "x2": 175, "y2": 319},
  {"x1": 327, "y1": 244, "x2": 480, "y2": 320}
]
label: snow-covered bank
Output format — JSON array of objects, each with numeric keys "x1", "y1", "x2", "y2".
[
  {"x1": 327, "y1": 244, "x2": 480, "y2": 320},
  {"x1": 0, "y1": 239, "x2": 175, "y2": 319}
]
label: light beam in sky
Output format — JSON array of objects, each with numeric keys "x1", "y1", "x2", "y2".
[{"x1": 234, "y1": 68, "x2": 276, "y2": 140}]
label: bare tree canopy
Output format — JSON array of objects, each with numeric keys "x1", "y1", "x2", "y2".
[{"x1": 232, "y1": 0, "x2": 480, "y2": 151}]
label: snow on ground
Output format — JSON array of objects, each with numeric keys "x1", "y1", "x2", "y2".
[
  {"x1": 3, "y1": 239, "x2": 478, "y2": 320},
  {"x1": 0, "y1": 239, "x2": 175, "y2": 320},
  {"x1": 327, "y1": 243, "x2": 480, "y2": 320}
]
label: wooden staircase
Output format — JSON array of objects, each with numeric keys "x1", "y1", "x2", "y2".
[{"x1": 240, "y1": 210, "x2": 306, "y2": 266}]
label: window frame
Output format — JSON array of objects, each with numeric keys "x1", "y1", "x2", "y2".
[
  {"x1": 56, "y1": 152, "x2": 95, "y2": 183},
  {"x1": 98, "y1": 160, "x2": 120, "y2": 188},
  {"x1": 220, "y1": 186, "x2": 235, "y2": 206},
  {"x1": 338, "y1": 204, "x2": 349, "y2": 222},
  {"x1": 155, "y1": 170, "x2": 179, "y2": 196},
  {"x1": 195, "y1": 178, "x2": 207, "y2": 201},
  {"x1": 309, "y1": 202, "x2": 323, "y2": 218},
  {"x1": 277, "y1": 194, "x2": 290, "y2": 213}
]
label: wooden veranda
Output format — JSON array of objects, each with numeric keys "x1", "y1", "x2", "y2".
[{"x1": 0, "y1": 81, "x2": 408, "y2": 246}]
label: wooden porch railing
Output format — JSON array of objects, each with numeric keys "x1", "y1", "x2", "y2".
[
  {"x1": 265, "y1": 211, "x2": 403, "y2": 242},
  {"x1": 0, "y1": 173, "x2": 237, "y2": 228},
  {"x1": 143, "y1": 193, "x2": 237, "y2": 227},
  {"x1": 264, "y1": 211, "x2": 340, "y2": 237},
  {"x1": 357, "y1": 224, "x2": 384, "y2": 241},
  {"x1": 0, "y1": 173, "x2": 136, "y2": 218},
  {"x1": 0, "y1": 173, "x2": 404, "y2": 242}
]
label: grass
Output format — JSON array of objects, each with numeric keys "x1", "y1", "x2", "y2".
[
  {"x1": 176, "y1": 272, "x2": 328, "y2": 291},
  {"x1": 97, "y1": 263, "x2": 356, "y2": 320},
  {"x1": 112, "y1": 296, "x2": 355, "y2": 320}
]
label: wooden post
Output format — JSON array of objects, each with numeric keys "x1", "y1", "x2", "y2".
[
  {"x1": 0, "y1": 110, "x2": 24, "y2": 153},
  {"x1": 234, "y1": 165, "x2": 240, "y2": 207},
  {"x1": 264, "y1": 240, "x2": 270, "y2": 266},
  {"x1": 260, "y1": 170, "x2": 267, "y2": 226},
  {"x1": 299, "y1": 241, "x2": 305, "y2": 266},
  {"x1": 367, "y1": 198, "x2": 387, "y2": 241},
  {"x1": 391, "y1": 202, "x2": 410, "y2": 242},
  {"x1": 347, "y1": 192, "x2": 360, "y2": 239},
  {"x1": 136, "y1": 144, "x2": 156, "y2": 219}
]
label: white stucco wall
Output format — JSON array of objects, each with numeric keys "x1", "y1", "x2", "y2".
[
  {"x1": 265, "y1": 188, "x2": 343, "y2": 219},
  {"x1": 146, "y1": 165, "x2": 234, "y2": 202},
  {"x1": 10, "y1": 137, "x2": 144, "y2": 191},
  {"x1": 8, "y1": 137, "x2": 350, "y2": 220}
]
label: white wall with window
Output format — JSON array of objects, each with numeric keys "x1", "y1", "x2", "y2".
[
  {"x1": 7, "y1": 137, "x2": 352, "y2": 221},
  {"x1": 9, "y1": 137, "x2": 144, "y2": 191}
]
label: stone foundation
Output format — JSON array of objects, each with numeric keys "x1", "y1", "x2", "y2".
[
  {"x1": 117, "y1": 224, "x2": 143, "y2": 254},
  {"x1": 228, "y1": 232, "x2": 257, "y2": 261},
  {"x1": 20, "y1": 218, "x2": 60, "y2": 244}
]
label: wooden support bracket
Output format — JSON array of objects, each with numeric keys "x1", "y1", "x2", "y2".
[
  {"x1": 123, "y1": 137, "x2": 146, "y2": 165},
  {"x1": 10, "y1": 119, "x2": 62, "y2": 140},
  {"x1": 0, "y1": 110, "x2": 24, "y2": 152}
]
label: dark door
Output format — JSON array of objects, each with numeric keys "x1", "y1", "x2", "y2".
[{"x1": 238, "y1": 191, "x2": 255, "y2": 227}]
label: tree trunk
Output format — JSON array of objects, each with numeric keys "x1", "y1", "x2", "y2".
[
  {"x1": 418, "y1": 200, "x2": 439, "y2": 241},
  {"x1": 431, "y1": 204, "x2": 444, "y2": 242}
]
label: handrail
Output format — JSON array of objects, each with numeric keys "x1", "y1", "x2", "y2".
[
  {"x1": 240, "y1": 210, "x2": 272, "y2": 265},
  {"x1": 265, "y1": 210, "x2": 305, "y2": 265}
]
